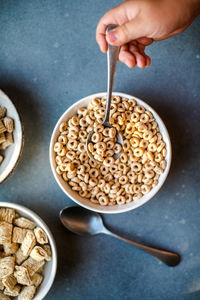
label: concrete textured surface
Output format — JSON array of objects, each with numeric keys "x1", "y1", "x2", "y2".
[{"x1": 0, "y1": 0, "x2": 200, "y2": 299}]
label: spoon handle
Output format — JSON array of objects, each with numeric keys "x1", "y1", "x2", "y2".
[
  {"x1": 103, "y1": 25, "x2": 120, "y2": 124},
  {"x1": 102, "y1": 227, "x2": 180, "y2": 267}
]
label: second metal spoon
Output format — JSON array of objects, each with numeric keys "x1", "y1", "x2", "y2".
[{"x1": 60, "y1": 206, "x2": 180, "y2": 267}]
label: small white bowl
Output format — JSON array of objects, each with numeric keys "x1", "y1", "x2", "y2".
[
  {"x1": 50, "y1": 92, "x2": 172, "y2": 214},
  {"x1": 0, "y1": 90, "x2": 24, "y2": 183},
  {"x1": 0, "y1": 202, "x2": 57, "y2": 300}
]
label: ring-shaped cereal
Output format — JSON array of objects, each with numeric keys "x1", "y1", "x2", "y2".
[
  {"x1": 120, "y1": 153, "x2": 128, "y2": 163},
  {"x1": 103, "y1": 157, "x2": 115, "y2": 167},
  {"x1": 116, "y1": 196, "x2": 126, "y2": 205},
  {"x1": 58, "y1": 135, "x2": 68, "y2": 145},
  {"x1": 99, "y1": 196, "x2": 109, "y2": 206},
  {"x1": 148, "y1": 143, "x2": 157, "y2": 152},
  {"x1": 89, "y1": 168, "x2": 99, "y2": 178},
  {"x1": 91, "y1": 132, "x2": 102, "y2": 143},
  {"x1": 59, "y1": 122, "x2": 68, "y2": 132},
  {"x1": 131, "y1": 112, "x2": 140, "y2": 123},
  {"x1": 131, "y1": 162, "x2": 142, "y2": 172},
  {"x1": 134, "y1": 147, "x2": 144, "y2": 157},
  {"x1": 141, "y1": 184, "x2": 151, "y2": 194},
  {"x1": 89, "y1": 178, "x2": 98, "y2": 187},
  {"x1": 119, "y1": 176, "x2": 128, "y2": 185},
  {"x1": 140, "y1": 113, "x2": 149, "y2": 123}
]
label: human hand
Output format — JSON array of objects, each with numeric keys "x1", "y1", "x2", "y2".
[{"x1": 96, "y1": 0, "x2": 199, "y2": 68}]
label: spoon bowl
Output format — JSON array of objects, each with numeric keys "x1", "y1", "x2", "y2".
[{"x1": 60, "y1": 206, "x2": 180, "y2": 267}]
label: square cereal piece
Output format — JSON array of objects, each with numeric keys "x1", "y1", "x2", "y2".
[
  {"x1": 22, "y1": 257, "x2": 45, "y2": 277},
  {"x1": 14, "y1": 266, "x2": 32, "y2": 286},
  {"x1": 2, "y1": 274, "x2": 17, "y2": 290},
  {"x1": 14, "y1": 218, "x2": 36, "y2": 230},
  {"x1": 12, "y1": 227, "x2": 28, "y2": 244},
  {"x1": 15, "y1": 248, "x2": 29, "y2": 265},
  {"x1": 4, "y1": 285, "x2": 21, "y2": 297},
  {"x1": 0, "y1": 291, "x2": 11, "y2": 300},
  {"x1": 34, "y1": 227, "x2": 48, "y2": 244},
  {"x1": 21, "y1": 231, "x2": 36, "y2": 256},
  {"x1": 3, "y1": 242, "x2": 19, "y2": 255},
  {"x1": 0, "y1": 256, "x2": 15, "y2": 279},
  {"x1": 0, "y1": 132, "x2": 6, "y2": 144},
  {"x1": 0, "y1": 120, "x2": 6, "y2": 134},
  {"x1": 30, "y1": 246, "x2": 47, "y2": 261},
  {"x1": 30, "y1": 273, "x2": 43, "y2": 288},
  {"x1": 0, "y1": 222, "x2": 13, "y2": 244},
  {"x1": 0, "y1": 208, "x2": 15, "y2": 224},
  {"x1": 0, "y1": 132, "x2": 13, "y2": 150},
  {"x1": 3, "y1": 117, "x2": 14, "y2": 133},
  {"x1": 43, "y1": 244, "x2": 52, "y2": 261},
  {"x1": 0, "y1": 107, "x2": 6, "y2": 119},
  {"x1": 18, "y1": 285, "x2": 36, "y2": 300}
]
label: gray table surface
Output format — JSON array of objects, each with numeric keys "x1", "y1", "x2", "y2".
[{"x1": 0, "y1": 1, "x2": 200, "y2": 299}]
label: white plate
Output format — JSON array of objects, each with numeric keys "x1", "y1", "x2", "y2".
[
  {"x1": 50, "y1": 92, "x2": 172, "y2": 214},
  {"x1": 0, "y1": 90, "x2": 24, "y2": 183},
  {"x1": 0, "y1": 202, "x2": 57, "y2": 300}
]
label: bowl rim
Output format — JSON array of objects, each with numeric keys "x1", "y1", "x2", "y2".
[
  {"x1": 0, "y1": 202, "x2": 57, "y2": 300},
  {"x1": 49, "y1": 92, "x2": 172, "y2": 214},
  {"x1": 0, "y1": 89, "x2": 24, "y2": 184}
]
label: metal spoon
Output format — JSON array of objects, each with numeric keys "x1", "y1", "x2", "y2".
[
  {"x1": 60, "y1": 206, "x2": 180, "y2": 267},
  {"x1": 86, "y1": 24, "x2": 123, "y2": 161}
]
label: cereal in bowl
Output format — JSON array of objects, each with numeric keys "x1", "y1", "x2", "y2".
[
  {"x1": 0, "y1": 208, "x2": 52, "y2": 299},
  {"x1": 54, "y1": 95, "x2": 167, "y2": 206},
  {"x1": 0, "y1": 106, "x2": 14, "y2": 166}
]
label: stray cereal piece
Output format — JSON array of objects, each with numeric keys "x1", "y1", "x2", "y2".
[
  {"x1": 0, "y1": 107, "x2": 6, "y2": 119},
  {"x1": 14, "y1": 266, "x2": 32, "y2": 286},
  {"x1": 3, "y1": 242, "x2": 19, "y2": 255},
  {"x1": 0, "y1": 208, "x2": 15, "y2": 224},
  {"x1": 0, "y1": 291, "x2": 11, "y2": 300},
  {"x1": 18, "y1": 285, "x2": 36, "y2": 300},
  {"x1": 0, "y1": 222, "x2": 13, "y2": 244},
  {"x1": 3, "y1": 117, "x2": 14, "y2": 133},
  {"x1": 12, "y1": 227, "x2": 29, "y2": 244},
  {"x1": 0, "y1": 155, "x2": 3, "y2": 165},
  {"x1": 4, "y1": 285, "x2": 21, "y2": 297},
  {"x1": 14, "y1": 217, "x2": 36, "y2": 230},
  {"x1": 34, "y1": 227, "x2": 48, "y2": 244},
  {"x1": 0, "y1": 256, "x2": 15, "y2": 279},
  {"x1": 31, "y1": 273, "x2": 43, "y2": 288},
  {"x1": 21, "y1": 231, "x2": 36, "y2": 256},
  {"x1": 2, "y1": 274, "x2": 17, "y2": 290}
]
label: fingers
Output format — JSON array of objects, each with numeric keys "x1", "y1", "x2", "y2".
[
  {"x1": 119, "y1": 41, "x2": 152, "y2": 68},
  {"x1": 96, "y1": 2, "x2": 130, "y2": 52},
  {"x1": 119, "y1": 45, "x2": 136, "y2": 68}
]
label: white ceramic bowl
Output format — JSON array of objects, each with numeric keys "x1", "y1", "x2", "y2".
[
  {"x1": 49, "y1": 92, "x2": 171, "y2": 214},
  {"x1": 0, "y1": 90, "x2": 24, "y2": 183},
  {"x1": 0, "y1": 202, "x2": 57, "y2": 300}
]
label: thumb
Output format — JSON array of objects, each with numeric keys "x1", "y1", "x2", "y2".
[{"x1": 106, "y1": 19, "x2": 148, "y2": 46}]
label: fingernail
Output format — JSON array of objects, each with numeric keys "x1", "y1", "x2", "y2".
[{"x1": 107, "y1": 29, "x2": 117, "y2": 43}]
